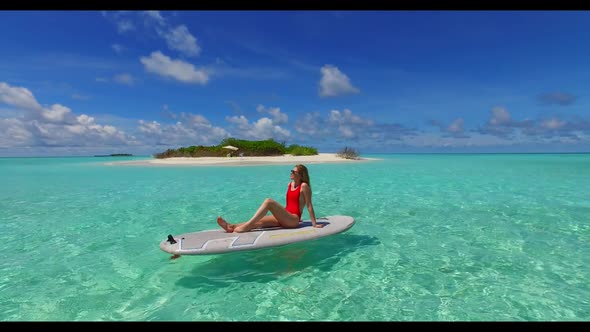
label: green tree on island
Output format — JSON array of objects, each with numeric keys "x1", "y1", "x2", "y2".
[{"x1": 153, "y1": 138, "x2": 319, "y2": 159}]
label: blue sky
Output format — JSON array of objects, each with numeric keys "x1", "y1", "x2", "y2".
[{"x1": 1, "y1": 10, "x2": 590, "y2": 156}]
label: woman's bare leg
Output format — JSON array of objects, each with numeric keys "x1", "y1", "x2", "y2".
[
  {"x1": 217, "y1": 215, "x2": 280, "y2": 232},
  {"x1": 239, "y1": 215, "x2": 281, "y2": 229},
  {"x1": 233, "y1": 198, "x2": 299, "y2": 233}
]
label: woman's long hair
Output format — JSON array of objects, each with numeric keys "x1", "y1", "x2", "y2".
[{"x1": 295, "y1": 164, "x2": 311, "y2": 191}]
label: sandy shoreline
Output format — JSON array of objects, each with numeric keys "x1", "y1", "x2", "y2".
[{"x1": 105, "y1": 153, "x2": 380, "y2": 167}]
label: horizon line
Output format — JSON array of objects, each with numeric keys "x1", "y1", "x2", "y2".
[{"x1": 1, "y1": 151, "x2": 590, "y2": 158}]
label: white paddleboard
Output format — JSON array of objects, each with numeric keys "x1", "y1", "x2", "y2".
[{"x1": 160, "y1": 215, "x2": 355, "y2": 255}]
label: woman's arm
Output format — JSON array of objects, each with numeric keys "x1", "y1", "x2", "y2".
[{"x1": 301, "y1": 183, "x2": 323, "y2": 228}]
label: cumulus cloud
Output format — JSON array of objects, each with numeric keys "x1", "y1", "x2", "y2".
[
  {"x1": 137, "y1": 109, "x2": 230, "y2": 146},
  {"x1": 158, "y1": 25, "x2": 200, "y2": 57},
  {"x1": 540, "y1": 118, "x2": 566, "y2": 130},
  {"x1": 142, "y1": 10, "x2": 166, "y2": 26},
  {"x1": 117, "y1": 20, "x2": 135, "y2": 33},
  {"x1": 295, "y1": 108, "x2": 376, "y2": 140},
  {"x1": 30, "y1": 115, "x2": 131, "y2": 147},
  {"x1": 140, "y1": 51, "x2": 209, "y2": 84},
  {"x1": 478, "y1": 106, "x2": 532, "y2": 138},
  {"x1": 538, "y1": 92, "x2": 577, "y2": 106},
  {"x1": 180, "y1": 112, "x2": 210, "y2": 127},
  {"x1": 521, "y1": 117, "x2": 590, "y2": 140},
  {"x1": 293, "y1": 108, "x2": 417, "y2": 149},
  {"x1": 0, "y1": 118, "x2": 33, "y2": 147},
  {"x1": 294, "y1": 112, "x2": 330, "y2": 137},
  {"x1": 101, "y1": 12, "x2": 136, "y2": 34},
  {"x1": 0, "y1": 82, "x2": 42, "y2": 111},
  {"x1": 447, "y1": 118, "x2": 465, "y2": 134},
  {"x1": 41, "y1": 104, "x2": 72, "y2": 123},
  {"x1": 318, "y1": 65, "x2": 359, "y2": 97},
  {"x1": 0, "y1": 82, "x2": 136, "y2": 149},
  {"x1": 428, "y1": 118, "x2": 469, "y2": 138},
  {"x1": 105, "y1": 11, "x2": 201, "y2": 58},
  {"x1": 256, "y1": 104, "x2": 288, "y2": 125},
  {"x1": 327, "y1": 109, "x2": 372, "y2": 138},
  {"x1": 489, "y1": 106, "x2": 511, "y2": 126},
  {"x1": 477, "y1": 106, "x2": 590, "y2": 142},
  {"x1": 225, "y1": 109, "x2": 291, "y2": 141},
  {"x1": 370, "y1": 123, "x2": 418, "y2": 142}
]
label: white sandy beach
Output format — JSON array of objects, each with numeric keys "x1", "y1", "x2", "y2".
[{"x1": 106, "y1": 153, "x2": 379, "y2": 167}]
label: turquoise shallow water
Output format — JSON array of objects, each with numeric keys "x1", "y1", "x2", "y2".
[{"x1": 0, "y1": 154, "x2": 589, "y2": 321}]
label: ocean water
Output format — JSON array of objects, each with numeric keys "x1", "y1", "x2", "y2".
[{"x1": 0, "y1": 154, "x2": 589, "y2": 321}]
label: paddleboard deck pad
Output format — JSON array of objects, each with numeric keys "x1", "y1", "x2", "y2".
[{"x1": 160, "y1": 215, "x2": 355, "y2": 255}]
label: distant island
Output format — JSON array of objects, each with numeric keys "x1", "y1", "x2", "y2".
[
  {"x1": 153, "y1": 138, "x2": 361, "y2": 160},
  {"x1": 153, "y1": 138, "x2": 318, "y2": 159},
  {"x1": 94, "y1": 154, "x2": 133, "y2": 157}
]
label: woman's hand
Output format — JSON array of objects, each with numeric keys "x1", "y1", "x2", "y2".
[{"x1": 313, "y1": 224, "x2": 324, "y2": 228}]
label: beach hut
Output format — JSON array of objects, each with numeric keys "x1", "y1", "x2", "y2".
[{"x1": 222, "y1": 145, "x2": 238, "y2": 157}]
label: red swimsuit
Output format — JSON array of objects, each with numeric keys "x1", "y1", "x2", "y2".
[{"x1": 285, "y1": 182, "x2": 302, "y2": 220}]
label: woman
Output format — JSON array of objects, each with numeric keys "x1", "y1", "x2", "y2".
[{"x1": 216, "y1": 164, "x2": 324, "y2": 233}]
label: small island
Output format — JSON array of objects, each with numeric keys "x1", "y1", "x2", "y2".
[
  {"x1": 104, "y1": 138, "x2": 372, "y2": 167},
  {"x1": 153, "y1": 138, "x2": 318, "y2": 158}
]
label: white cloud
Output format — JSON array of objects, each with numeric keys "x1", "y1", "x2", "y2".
[
  {"x1": 105, "y1": 11, "x2": 200, "y2": 58},
  {"x1": 117, "y1": 20, "x2": 135, "y2": 33},
  {"x1": 403, "y1": 132, "x2": 513, "y2": 148},
  {"x1": 159, "y1": 25, "x2": 200, "y2": 57},
  {"x1": 251, "y1": 118, "x2": 291, "y2": 140},
  {"x1": 0, "y1": 118, "x2": 33, "y2": 147},
  {"x1": 0, "y1": 82, "x2": 135, "y2": 149},
  {"x1": 138, "y1": 120, "x2": 163, "y2": 136},
  {"x1": 256, "y1": 104, "x2": 288, "y2": 125},
  {"x1": 489, "y1": 106, "x2": 511, "y2": 125},
  {"x1": 181, "y1": 113, "x2": 210, "y2": 126},
  {"x1": 77, "y1": 114, "x2": 94, "y2": 125},
  {"x1": 140, "y1": 51, "x2": 209, "y2": 84},
  {"x1": 30, "y1": 118, "x2": 132, "y2": 147},
  {"x1": 327, "y1": 108, "x2": 373, "y2": 138},
  {"x1": 111, "y1": 44, "x2": 125, "y2": 53},
  {"x1": 114, "y1": 73, "x2": 135, "y2": 86},
  {"x1": 137, "y1": 115, "x2": 229, "y2": 146},
  {"x1": 41, "y1": 104, "x2": 72, "y2": 123},
  {"x1": 294, "y1": 112, "x2": 329, "y2": 137},
  {"x1": 0, "y1": 82, "x2": 42, "y2": 111},
  {"x1": 447, "y1": 118, "x2": 464, "y2": 133},
  {"x1": 225, "y1": 114, "x2": 291, "y2": 141},
  {"x1": 143, "y1": 11, "x2": 166, "y2": 26},
  {"x1": 295, "y1": 108, "x2": 373, "y2": 140},
  {"x1": 541, "y1": 118, "x2": 565, "y2": 130},
  {"x1": 226, "y1": 115, "x2": 249, "y2": 127},
  {"x1": 319, "y1": 65, "x2": 359, "y2": 97},
  {"x1": 328, "y1": 108, "x2": 372, "y2": 126}
]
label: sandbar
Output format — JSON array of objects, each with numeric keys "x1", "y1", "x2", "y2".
[{"x1": 105, "y1": 153, "x2": 379, "y2": 167}]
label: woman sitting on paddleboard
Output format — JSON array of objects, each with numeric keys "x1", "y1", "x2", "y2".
[{"x1": 216, "y1": 164, "x2": 323, "y2": 233}]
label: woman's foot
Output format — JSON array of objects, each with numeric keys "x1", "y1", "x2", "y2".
[
  {"x1": 217, "y1": 216, "x2": 234, "y2": 233},
  {"x1": 233, "y1": 224, "x2": 250, "y2": 233}
]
